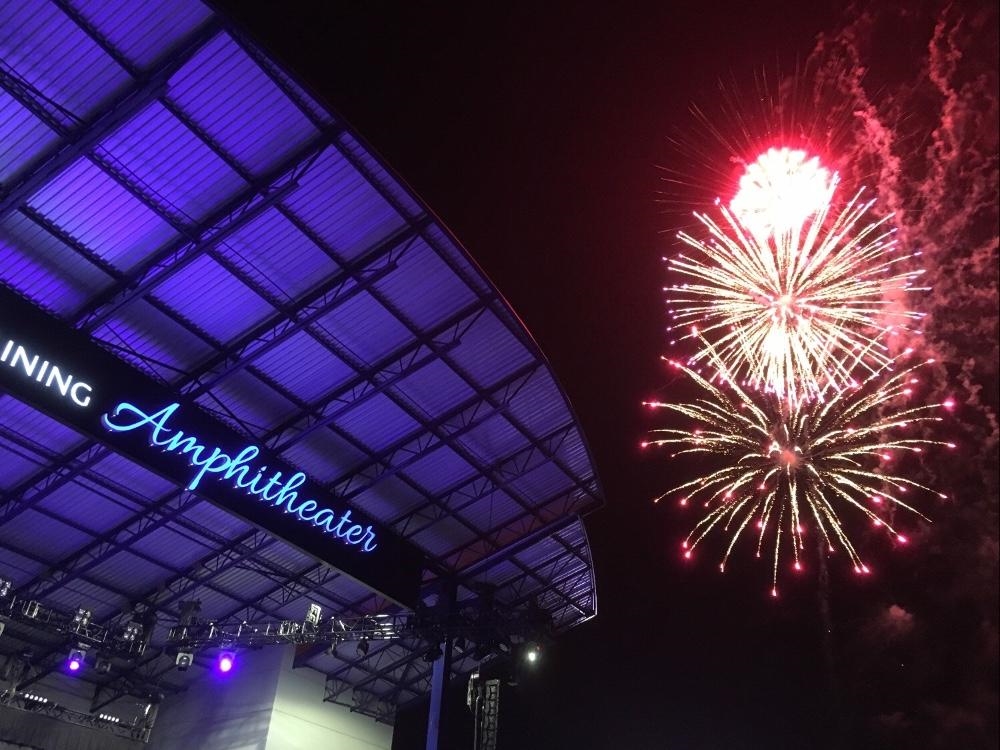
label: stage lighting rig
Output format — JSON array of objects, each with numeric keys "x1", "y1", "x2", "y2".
[
  {"x1": 72, "y1": 608, "x2": 92, "y2": 630},
  {"x1": 66, "y1": 645, "x2": 88, "y2": 673},
  {"x1": 216, "y1": 651, "x2": 235, "y2": 674},
  {"x1": 174, "y1": 651, "x2": 194, "y2": 672},
  {"x1": 305, "y1": 603, "x2": 322, "y2": 627}
]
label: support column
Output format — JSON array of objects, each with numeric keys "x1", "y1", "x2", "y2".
[{"x1": 425, "y1": 581, "x2": 457, "y2": 750}]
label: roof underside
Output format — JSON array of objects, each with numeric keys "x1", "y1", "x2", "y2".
[{"x1": 0, "y1": 0, "x2": 602, "y2": 724}]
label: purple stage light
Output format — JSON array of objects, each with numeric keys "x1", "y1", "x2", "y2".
[
  {"x1": 68, "y1": 658, "x2": 81, "y2": 672},
  {"x1": 217, "y1": 652, "x2": 235, "y2": 674}
]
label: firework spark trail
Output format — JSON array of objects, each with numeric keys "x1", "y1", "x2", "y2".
[
  {"x1": 665, "y1": 152, "x2": 929, "y2": 402},
  {"x1": 644, "y1": 341, "x2": 952, "y2": 594}
]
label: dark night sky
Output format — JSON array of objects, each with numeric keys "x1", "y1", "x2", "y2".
[{"x1": 216, "y1": 3, "x2": 998, "y2": 748}]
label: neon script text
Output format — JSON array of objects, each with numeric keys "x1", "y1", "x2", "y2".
[{"x1": 101, "y1": 402, "x2": 377, "y2": 552}]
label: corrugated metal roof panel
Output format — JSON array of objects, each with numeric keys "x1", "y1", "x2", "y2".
[
  {"x1": 451, "y1": 489, "x2": 521, "y2": 534},
  {"x1": 69, "y1": 0, "x2": 213, "y2": 70},
  {"x1": 392, "y1": 358, "x2": 476, "y2": 419},
  {"x1": 0, "y1": 1, "x2": 132, "y2": 123},
  {"x1": 313, "y1": 291, "x2": 411, "y2": 366},
  {"x1": 27, "y1": 155, "x2": 178, "y2": 272},
  {"x1": 128, "y1": 526, "x2": 214, "y2": 569},
  {"x1": 196, "y1": 369, "x2": 300, "y2": 436},
  {"x1": 33, "y1": 481, "x2": 138, "y2": 532},
  {"x1": 0, "y1": 398, "x2": 86, "y2": 455},
  {"x1": 409, "y1": 516, "x2": 476, "y2": 557},
  {"x1": 87, "y1": 452, "x2": 179, "y2": 499},
  {"x1": 44, "y1": 577, "x2": 123, "y2": 618},
  {"x1": 252, "y1": 329, "x2": 355, "y2": 404},
  {"x1": 92, "y1": 297, "x2": 217, "y2": 379},
  {"x1": 349, "y1": 475, "x2": 426, "y2": 523},
  {"x1": 0, "y1": 546, "x2": 48, "y2": 584},
  {"x1": 216, "y1": 209, "x2": 340, "y2": 300},
  {"x1": 426, "y1": 225, "x2": 494, "y2": 296},
  {"x1": 183, "y1": 585, "x2": 244, "y2": 620},
  {"x1": 508, "y1": 462, "x2": 574, "y2": 506},
  {"x1": 278, "y1": 428, "x2": 369, "y2": 485},
  {"x1": 0, "y1": 92, "x2": 60, "y2": 183},
  {"x1": 98, "y1": 101, "x2": 247, "y2": 223},
  {"x1": 0, "y1": 509, "x2": 92, "y2": 557},
  {"x1": 335, "y1": 133, "x2": 423, "y2": 219},
  {"x1": 0, "y1": 439, "x2": 48, "y2": 490},
  {"x1": 505, "y1": 369, "x2": 571, "y2": 439},
  {"x1": 374, "y1": 239, "x2": 477, "y2": 330},
  {"x1": 334, "y1": 392, "x2": 421, "y2": 454},
  {"x1": 0, "y1": 212, "x2": 116, "y2": 316},
  {"x1": 150, "y1": 255, "x2": 274, "y2": 343},
  {"x1": 174, "y1": 499, "x2": 253, "y2": 540},
  {"x1": 237, "y1": 37, "x2": 336, "y2": 130},
  {"x1": 86, "y1": 550, "x2": 174, "y2": 596},
  {"x1": 399, "y1": 445, "x2": 478, "y2": 497},
  {"x1": 281, "y1": 148, "x2": 406, "y2": 262},
  {"x1": 447, "y1": 310, "x2": 534, "y2": 387},
  {"x1": 167, "y1": 32, "x2": 321, "y2": 178},
  {"x1": 454, "y1": 412, "x2": 526, "y2": 466}
]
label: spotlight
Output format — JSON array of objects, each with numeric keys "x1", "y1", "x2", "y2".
[
  {"x1": 66, "y1": 646, "x2": 87, "y2": 673},
  {"x1": 304, "y1": 603, "x2": 322, "y2": 627},
  {"x1": 121, "y1": 621, "x2": 142, "y2": 642},
  {"x1": 175, "y1": 651, "x2": 194, "y2": 671},
  {"x1": 356, "y1": 639, "x2": 369, "y2": 657},
  {"x1": 523, "y1": 642, "x2": 541, "y2": 664},
  {"x1": 216, "y1": 651, "x2": 235, "y2": 674},
  {"x1": 73, "y1": 607, "x2": 92, "y2": 627}
]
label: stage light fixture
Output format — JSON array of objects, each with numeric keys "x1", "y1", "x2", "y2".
[
  {"x1": 121, "y1": 621, "x2": 142, "y2": 642},
  {"x1": 356, "y1": 639, "x2": 369, "y2": 657},
  {"x1": 216, "y1": 651, "x2": 235, "y2": 674},
  {"x1": 73, "y1": 607, "x2": 92, "y2": 629},
  {"x1": 66, "y1": 646, "x2": 87, "y2": 673},
  {"x1": 523, "y1": 642, "x2": 541, "y2": 664},
  {"x1": 175, "y1": 651, "x2": 194, "y2": 671},
  {"x1": 305, "y1": 603, "x2": 322, "y2": 626},
  {"x1": 95, "y1": 655, "x2": 112, "y2": 674},
  {"x1": 0, "y1": 578, "x2": 11, "y2": 598}
]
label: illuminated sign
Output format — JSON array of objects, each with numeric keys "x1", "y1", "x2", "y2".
[
  {"x1": 0, "y1": 288, "x2": 423, "y2": 607},
  {"x1": 1, "y1": 338, "x2": 93, "y2": 407},
  {"x1": 102, "y1": 401, "x2": 378, "y2": 552}
]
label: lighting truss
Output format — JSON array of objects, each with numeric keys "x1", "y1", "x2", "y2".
[
  {"x1": 164, "y1": 601, "x2": 551, "y2": 657},
  {"x1": 0, "y1": 690, "x2": 152, "y2": 742},
  {"x1": 0, "y1": 582, "x2": 148, "y2": 658}
]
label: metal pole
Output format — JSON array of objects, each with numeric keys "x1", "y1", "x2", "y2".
[
  {"x1": 425, "y1": 580, "x2": 456, "y2": 750},
  {"x1": 425, "y1": 636, "x2": 453, "y2": 750}
]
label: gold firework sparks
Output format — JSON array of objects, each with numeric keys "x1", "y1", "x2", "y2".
[
  {"x1": 665, "y1": 149, "x2": 928, "y2": 402},
  {"x1": 644, "y1": 344, "x2": 953, "y2": 595}
]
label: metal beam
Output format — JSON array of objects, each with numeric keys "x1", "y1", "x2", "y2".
[{"x1": 0, "y1": 18, "x2": 221, "y2": 219}]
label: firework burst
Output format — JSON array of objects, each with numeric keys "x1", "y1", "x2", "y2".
[
  {"x1": 644, "y1": 344, "x2": 951, "y2": 594},
  {"x1": 665, "y1": 151, "x2": 928, "y2": 402}
]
